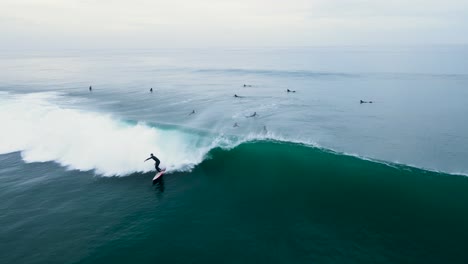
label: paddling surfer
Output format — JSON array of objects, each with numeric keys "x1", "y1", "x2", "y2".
[{"x1": 246, "y1": 112, "x2": 257, "y2": 118}]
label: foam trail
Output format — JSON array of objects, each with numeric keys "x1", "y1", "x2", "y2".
[{"x1": 0, "y1": 92, "x2": 219, "y2": 176}]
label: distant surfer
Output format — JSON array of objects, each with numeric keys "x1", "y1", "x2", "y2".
[
  {"x1": 246, "y1": 112, "x2": 257, "y2": 118},
  {"x1": 360, "y1": 100, "x2": 373, "y2": 104},
  {"x1": 243, "y1": 84, "x2": 252, "y2": 87},
  {"x1": 89, "y1": 86, "x2": 92, "y2": 92},
  {"x1": 145, "y1": 153, "x2": 162, "y2": 172},
  {"x1": 234, "y1": 94, "x2": 243, "y2": 98},
  {"x1": 287, "y1": 89, "x2": 296, "y2": 93},
  {"x1": 189, "y1": 110, "x2": 195, "y2": 115},
  {"x1": 233, "y1": 122, "x2": 239, "y2": 127},
  {"x1": 150, "y1": 88, "x2": 153, "y2": 93}
]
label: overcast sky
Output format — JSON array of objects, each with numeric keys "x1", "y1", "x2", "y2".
[{"x1": 1, "y1": 0, "x2": 467, "y2": 49}]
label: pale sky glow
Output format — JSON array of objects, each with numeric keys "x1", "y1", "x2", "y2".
[{"x1": 1, "y1": 0, "x2": 467, "y2": 49}]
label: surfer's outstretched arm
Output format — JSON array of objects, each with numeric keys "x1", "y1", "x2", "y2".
[{"x1": 144, "y1": 157, "x2": 151, "y2": 162}]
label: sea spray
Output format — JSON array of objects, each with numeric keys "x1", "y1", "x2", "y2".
[{"x1": 0, "y1": 92, "x2": 213, "y2": 176}]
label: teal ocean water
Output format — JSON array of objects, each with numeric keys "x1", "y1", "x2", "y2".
[{"x1": 1, "y1": 47, "x2": 468, "y2": 263}]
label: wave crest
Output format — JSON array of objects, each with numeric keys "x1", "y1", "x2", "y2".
[{"x1": 0, "y1": 92, "x2": 228, "y2": 176}]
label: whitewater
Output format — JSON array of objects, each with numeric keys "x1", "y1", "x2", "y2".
[
  {"x1": 0, "y1": 92, "x2": 212, "y2": 175},
  {"x1": 0, "y1": 91, "x2": 293, "y2": 176}
]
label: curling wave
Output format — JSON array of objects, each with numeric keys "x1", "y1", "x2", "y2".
[{"x1": 0, "y1": 92, "x2": 238, "y2": 176}]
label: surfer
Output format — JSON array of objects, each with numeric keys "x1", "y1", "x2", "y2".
[
  {"x1": 144, "y1": 153, "x2": 162, "y2": 172},
  {"x1": 234, "y1": 94, "x2": 243, "y2": 98},
  {"x1": 360, "y1": 100, "x2": 373, "y2": 104},
  {"x1": 150, "y1": 88, "x2": 153, "y2": 92},
  {"x1": 246, "y1": 112, "x2": 257, "y2": 118},
  {"x1": 89, "y1": 86, "x2": 92, "y2": 91},
  {"x1": 233, "y1": 122, "x2": 239, "y2": 127},
  {"x1": 189, "y1": 110, "x2": 195, "y2": 115},
  {"x1": 287, "y1": 89, "x2": 296, "y2": 93}
]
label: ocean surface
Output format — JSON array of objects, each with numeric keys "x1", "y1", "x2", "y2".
[{"x1": 1, "y1": 46, "x2": 468, "y2": 263}]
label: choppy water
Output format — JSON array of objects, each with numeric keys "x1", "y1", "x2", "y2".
[{"x1": 1, "y1": 46, "x2": 468, "y2": 263}]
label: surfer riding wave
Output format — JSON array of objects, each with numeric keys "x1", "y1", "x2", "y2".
[{"x1": 144, "y1": 153, "x2": 162, "y2": 172}]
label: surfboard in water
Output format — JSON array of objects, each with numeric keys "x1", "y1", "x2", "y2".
[{"x1": 152, "y1": 169, "x2": 166, "y2": 184}]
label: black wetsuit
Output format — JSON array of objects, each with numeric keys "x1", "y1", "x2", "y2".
[{"x1": 146, "y1": 155, "x2": 162, "y2": 172}]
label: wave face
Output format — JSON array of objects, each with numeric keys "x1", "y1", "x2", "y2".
[
  {"x1": 196, "y1": 140, "x2": 468, "y2": 263},
  {"x1": 0, "y1": 92, "x2": 234, "y2": 176},
  {"x1": 202, "y1": 139, "x2": 451, "y2": 181}
]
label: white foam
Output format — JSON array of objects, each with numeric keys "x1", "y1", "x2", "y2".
[{"x1": 0, "y1": 92, "x2": 219, "y2": 176}]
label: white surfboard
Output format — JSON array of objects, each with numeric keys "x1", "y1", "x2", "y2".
[{"x1": 152, "y1": 169, "x2": 166, "y2": 183}]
